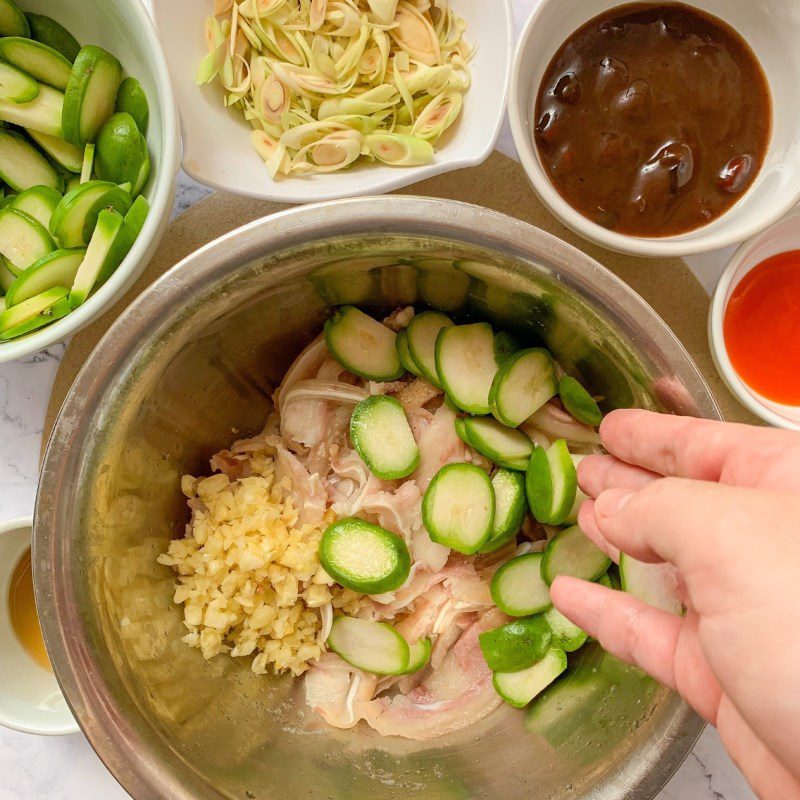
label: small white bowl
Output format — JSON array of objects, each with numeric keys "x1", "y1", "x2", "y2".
[
  {"x1": 509, "y1": 0, "x2": 800, "y2": 258},
  {"x1": 152, "y1": 0, "x2": 512, "y2": 202},
  {"x1": 0, "y1": 0, "x2": 180, "y2": 364},
  {"x1": 0, "y1": 517, "x2": 78, "y2": 736},
  {"x1": 709, "y1": 209, "x2": 800, "y2": 430}
]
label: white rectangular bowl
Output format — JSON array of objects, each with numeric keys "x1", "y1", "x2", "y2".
[{"x1": 152, "y1": 0, "x2": 513, "y2": 202}]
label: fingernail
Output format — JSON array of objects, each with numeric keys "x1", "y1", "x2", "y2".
[{"x1": 596, "y1": 490, "x2": 634, "y2": 517}]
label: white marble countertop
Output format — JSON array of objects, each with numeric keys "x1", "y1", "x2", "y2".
[{"x1": 0, "y1": 0, "x2": 757, "y2": 798}]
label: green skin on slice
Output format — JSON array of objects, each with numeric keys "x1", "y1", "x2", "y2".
[
  {"x1": 478, "y1": 469, "x2": 527, "y2": 553},
  {"x1": 25, "y1": 14, "x2": 81, "y2": 62},
  {"x1": 0, "y1": 61, "x2": 39, "y2": 103},
  {"x1": 422, "y1": 462, "x2": 495, "y2": 555},
  {"x1": 541, "y1": 525, "x2": 612, "y2": 586},
  {"x1": 95, "y1": 112, "x2": 147, "y2": 186},
  {"x1": 489, "y1": 347, "x2": 557, "y2": 428},
  {"x1": 5, "y1": 248, "x2": 85, "y2": 307},
  {"x1": 11, "y1": 186, "x2": 62, "y2": 228},
  {"x1": 396, "y1": 329, "x2": 423, "y2": 377},
  {"x1": 319, "y1": 518, "x2": 411, "y2": 595},
  {"x1": 0, "y1": 0, "x2": 28, "y2": 37},
  {"x1": 526, "y1": 439, "x2": 577, "y2": 526},
  {"x1": 0, "y1": 285, "x2": 67, "y2": 334},
  {"x1": 544, "y1": 606, "x2": 588, "y2": 653},
  {"x1": 350, "y1": 394, "x2": 420, "y2": 481},
  {"x1": 479, "y1": 616, "x2": 553, "y2": 672},
  {"x1": 404, "y1": 638, "x2": 432, "y2": 673},
  {"x1": 435, "y1": 322, "x2": 498, "y2": 414},
  {"x1": 324, "y1": 305, "x2": 403, "y2": 381},
  {"x1": 27, "y1": 129, "x2": 83, "y2": 173},
  {"x1": 0, "y1": 84, "x2": 64, "y2": 138},
  {"x1": 405, "y1": 309, "x2": 453, "y2": 388},
  {"x1": 490, "y1": 552, "x2": 552, "y2": 617},
  {"x1": 493, "y1": 330, "x2": 520, "y2": 366},
  {"x1": 0, "y1": 37, "x2": 73, "y2": 91},
  {"x1": 69, "y1": 208, "x2": 123, "y2": 307},
  {"x1": 558, "y1": 375, "x2": 603, "y2": 427},
  {"x1": 115, "y1": 76, "x2": 149, "y2": 133},
  {"x1": 457, "y1": 415, "x2": 534, "y2": 472},
  {"x1": 327, "y1": 616, "x2": 410, "y2": 675},
  {"x1": 0, "y1": 295, "x2": 71, "y2": 340},
  {"x1": 0, "y1": 207, "x2": 55, "y2": 272},
  {"x1": 493, "y1": 647, "x2": 568, "y2": 708},
  {"x1": 62, "y1": 45, "x2": 122, "y2": 147},
  {"x1": 81, "y1": 184, "x2": 132, "y2": 243},
  {"x1": 50, "y1": 180, "x2": 120, "y2": 248},
  {"x1": 95, "y1": 193, "x2": 148, "y2": 286},
  {"x1": 0, "y1": 129, "x2": 63, "y2": 193}
]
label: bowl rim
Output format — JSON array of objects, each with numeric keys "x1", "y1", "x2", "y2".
[
  {"x1": 0, "y1": 0, "x2": 180, "y2": 365},
  {"x1": 159, "y1": 0, "x2": 514, "y2": 203},
  {"x1": 708, "y1": 207, "x2": 800, "y2": 430},
  {"x1": 36, "y1": 195, "x2": 709, "y2": 800},
  {"x1": 507, "y1": 0, "x2": 800, "y2": 258}
]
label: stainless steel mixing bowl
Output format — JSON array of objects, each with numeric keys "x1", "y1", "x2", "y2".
[{"x1": 34, "y1": 197, "x2": 714, "y2": 800}]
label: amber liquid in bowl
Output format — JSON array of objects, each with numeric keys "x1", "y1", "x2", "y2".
[
  {"x1": 8, "y1": 548, "x2": 52, "y2": 672},
  {"x1": 534, "y1": 2, "x2": 772, "y2": 236}
]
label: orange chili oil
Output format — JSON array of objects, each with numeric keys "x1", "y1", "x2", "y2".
[{"x1": 723, "y1": 250, "x2": 800, "y2": 405}]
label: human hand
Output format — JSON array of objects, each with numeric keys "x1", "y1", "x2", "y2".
[{"x1": 549, "y1": 409, "x2": 800, "y2": 800}]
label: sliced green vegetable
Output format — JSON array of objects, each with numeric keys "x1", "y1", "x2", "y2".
[
  {"x1": 457, "y1": 416, "x2": 533, "y2": 471},
  {"x1": 0, "y1": 206, "x2": 54, "y2": 272},
  {"x1": 479, "y1": 616, "x2": 552, "y2": 672},
  {"x1": 565, "y1": 454, "x2": 589, "y2": 525},
  {"x1": 559, "y1": 375, "x2": 603, "y2": 427},
  {"x1": 62, "y1": 45, "x2": 122, "y2": 146},
  {"x1": 95, "y1": 112, "x2": 146, "y2": 186},
  {"x1": 493, "y1": 331, "x2": 520, "y2": 366},
  {"x1": 435, "y1": 322, "x2": 498, "y2": 414},
  {"x1": 319, "y1": 517, "x2": 411, "y2": 595},
  {"x1": 0, "y1": 0, "x2": 28, "y2": 37},
  {"x1": 11, "y1": 186, "x2": 62, "y2": 228},
  {"x1": 422, "y1": 463, "x2": 494, "y2": 555},
  {"x1": 526, "y1": 440, "x2": 577, "y2": 526},
  {"x1": 4, "y1": 247, "x2": 85, "y2": 307},
  {"x1": 0, "y1": 37, "x2": 72, "y2": 91},
  {"x1": 0, "y1": 295, "x2": 70, "y2": 340},
  {"x1": 478, "y1": 469, "x2": 527, "y2": 553},
  {"x1": 95, "y1": 193, "x2": 148, "y2": 286},
  {"x1": 68, "y1": 208, "x2": 123, "y2": 307},
  {"x1": 491, "y1": 552, "x2": 552, "y2": 617},
  {"x1": 49, "y1": 179, "x2": 119, "y2": 247},
  {"x1": 350, "y1": 395, "x2": 419, "y2": 481},
  {"x1": 0, "y1": 129, "x2": 63, "y2": 193},
  {"x1": 404, "y1": 638, "x2": 432, "y2": 673},
  {"x1": 324, "y1": 305, "x2": 403, "y2": 381},
  {"x1": 80, "y1": 143, "x2": 94, "y2": 184},
  {"x1": 597, "y1": 572, "x2": 613, "y2": 589},
  {"x1": 0, "y1": 256, "x2": 15, "y2": 292},
  {"x1": 619, "y1": 554, "x2": 683, "y2": 614},
  {"x1": 81, "y1": 183, "x2": 131, "y2": 242},
  {"x1": 541, "y1": 525, "x2": 612, "y2": 586},
  {"x1": 490, "y1": 348, "x2": 557, "y2": 427},
  {"x1": 115, "y1": 76, "x2": 148, "y2": 133},
  {"x1": 25, "y1": 14, "x2": 80, "y2": 62},
  {"x1": 132, "y1": 132, "x2": 150, "y2": 195},
  {"x1": 0, "y1": 61, "x2": 39, "y2": 103},
  {"x1": 327, "y1": 616, "x2": 410, "y2": 675},
  {"x1": 544, "y1": 606, "x2": 588, "y2": 652},
  {"x1": 0, "y1": 84, "x2": 63, "y2": 137},
  {"x1": 396, "y1": 329, "x2": 422, "y2": 377},
  {"x1": 493, "y1": 647, "x2": 568, "y2": 708},
  {"x1": 0, "y1": 285, "x2": 67, "y2": 334},
  {"x1": 405, "y1": 310, "x2": 452, "y2": 388},
  {"x1": 27, "y1": 129, "x2": 82, "y2": 173}
]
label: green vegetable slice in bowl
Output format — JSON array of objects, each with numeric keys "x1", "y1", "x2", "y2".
[
  {"x1": 435, "y1": 322, "x2": 498, "y2": 414},
  {"x1": 404, "y1": 638, "x2": 432, "y2": 674},
  {"x1": 324, "y1": 305, "x2": 403, "y2": 381},
  {"x1": 4, "y1": 247, "x2": 85, "y2": 307},
  {"x1": 0, "y1": 37, "x2": 72, "y2": 91},
  {"x1": 0, "y1": 294, "x2": 70, "y2": 340},
  {"x1": 0, "y1": 285, "x2": 67, "y2": 334},
  {"x1": 350, "y1": 395, "x2": 419, "y2": 481},
  {"x1": 478, "y1": 469, "x2": 527, "y2": 553},
  {"x1": 115, "y1": 76, "x2": 148, "y2": 133},
  {"x1": 422, "y1": 463, "x2": 494, "y2": 555},
  {"x1": 68, "y1": 208, "x2": 123, "y2": 307},
  {"x1": 0, "y1": 84, "x2": 63, "y2": 137},
  {"x1": 0, "y1": 61, "x2": 39, "y2": 103},
  {"x1": 49, "y1": 179, "x2": 121, "y2": 248},
  {"x1": 95, "y1": 194, "x2": 148, "y2": 286},
  {"x1": 25, "y1": 13, "x2": 80, "y2": 62},
  {"x1": 490, "y1": 347, "x2": 557, "y2": 427},
  {"x1": 493, "y1": 647, "x2": 568, "y2": 708},
  {"x1": 62, "y1": 45, "x2": 122, "y2": 147},
  {"x1": 493, "y1": 330, "x2": 520, "y2": 366},
  {"x1": 558, "y1": 375, "x2": 603, "y2": 427},
  {"x1": 541, "y1": 525, "x2": 612, "y2": 586},
  {"x1": 395, "y1": 329, "x2": 422, "y2": 377},
  {"x1": 27, "y1": 129, "x2": 83, "y2": 173},
  {"x1": 95, "y1": 111, "x2": 146, "y2": 186},
  {"x1": 544, "y1": 606, "x2": 588, "y2": 652},
  {"x1": 405, "y1": 309, "x2": 452, "y2": 388},
  {"x1": 327, "y1": 616, "x2": 410, "y2": 675},
  {"x1": 479, "y1": 616, "x2": 552, "y2": 672},
  {"x1": 0, "y1": 129, "x2": 63, "y2": 193},
  {"x1": 457, "y1": 416, "x2": 533, "y2": 472},
  {"x1": 0, "y1": 206, "x2": 55, "y2": 273},
  {"x1": 0, "y1": 0, "x2": 28, "y2": 37},
  {"x1": 319, "y1": 517, "x2": 411, "y2": 595},
  {"x1": 491, "y1": 552, "x2": 552, "y2": 617},
  {"x1": 11, "y1": 186, "x2": 62, "y2": 228},
  {"x1": 526, "y1": 439, "x2": 577, "y2": 525}
]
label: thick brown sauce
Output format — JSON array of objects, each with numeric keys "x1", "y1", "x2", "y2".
[{"x1": 534, "y1": 3, "x2": 772, "y2": 237}]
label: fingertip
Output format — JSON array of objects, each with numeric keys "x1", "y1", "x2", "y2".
[
  {"x1": 576, "y1": 453, "x2": 606, "y2": 496},
  {"x1": 594, "y1": 487, "x2": 635, "y2": 520}
]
